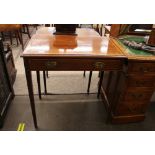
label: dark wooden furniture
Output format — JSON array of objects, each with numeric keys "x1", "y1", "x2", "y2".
[
  {"x1": 0, "y1": 24, "x2": 24, "y2": 50},
  {"x1": 101, "y1": 38, "x2": 155, "y2": 123},
  {"x1": 0, "y1": 39, "x2": 14, "y2": 127},
  {"x1": 21, "y1": 27, "x2": 125, "y2": 128},
  {"x1": 54, "y1": 24, "x2": 78, "y2": 35},
  {"x1": 4, "y1": 44, "x2": 17, "y2": 85},
  {"x1": 22, "y1": 24, "x2": 31, "y2": 39},
  {"x1": 148, "y1": 28, "x2": 155, "y2": 46},
  {"x1": 104, "y1": 24, "x2": 153, "y2": 37}
]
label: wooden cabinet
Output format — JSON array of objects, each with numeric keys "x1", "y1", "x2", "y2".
[{"x1": 101, "y1": 60, "x2": 155, "y2": 123}]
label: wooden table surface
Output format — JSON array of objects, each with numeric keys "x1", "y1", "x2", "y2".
[{"x1": 22, "y1": 27, "x2": 126, "y2": 59}]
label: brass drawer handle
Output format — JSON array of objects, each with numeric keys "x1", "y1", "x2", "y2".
[
  {"x1": 135, "y1": 81, "x2": 145, "y2": 86},
  {"x1": 46, "y1": 61, "x2": 57, "y2": 68},
  {"x1": 95, "y1": 62, "x2": 104, "y2": 70},
  {"x1": 139, "y1": 67, "x2": 150, "y2": 73},
  {"x1": 131, "y1": 94, "x2": 143, "y2": 99},
  {"x1": 127, "y1": 106, "x2": 136, "y2": 113}
]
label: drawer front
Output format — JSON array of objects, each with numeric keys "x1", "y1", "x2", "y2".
[
  {"x1": 115, "y1": 101, "x2": 149, "y2": 115},
  {"x1": 128, "y1": 62, "x2": 155, "y2": 74},
  {"x1": 127, "y1": 75, "x2": 155, "y2": 88},
  {"x1": 120, "y1": 89, "x2": 153, "y2": 102},
  {"x1": 28, "y1": 58, "x2": 123, "y2": 71}
]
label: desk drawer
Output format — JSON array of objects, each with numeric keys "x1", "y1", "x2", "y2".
[
  {"x1": 127, "y1": 75, "x2": 155, "y2": 88},
  {"x1": 28, "y1": 58, "x2": 123, "y2": 71},
  {"x1": 115, "y1": 101, "x2": 149, "y2": 115},
  {"x1": 120, "y1": 89, "x2": 153, "y2": 102},
  {"x1": 128, "y1": 62, "x2": 155, "y2": 74}
]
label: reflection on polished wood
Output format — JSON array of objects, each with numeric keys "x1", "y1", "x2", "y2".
[{"x1": 22, "y1": 27, "x2": 125, "y2": 58}]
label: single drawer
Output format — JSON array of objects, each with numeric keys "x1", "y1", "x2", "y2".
[
  {"x1": 126, "y1": 75, "x2": 155, "y2": 88},
  {"x1": 120, "y1": 89, "x2": 153, "y2": 102},
  {"x1": 128, "y1": 62, "x2": 155, "y2": 74},
  {"x1": 28, "y1": 58, "x2": 123, "y2": 71},
  {"x1": 114, "y1": 101, "x2": 149, "y2": 115}
]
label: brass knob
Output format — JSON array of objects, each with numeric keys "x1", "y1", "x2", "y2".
[
  {"x1": 46, "y1": 61, "x2": 57, "y2": 68},
  {"x1": 95, "y1": 62, "x2": 104, "y2": 70}
]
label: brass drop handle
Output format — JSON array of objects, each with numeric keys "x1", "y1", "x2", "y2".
[
  {"x1": 135, "y1": 81, "x2": 145, "y2": 86},
  {"x1": 46, "y1": 61, "x2": 57, "y2": 68},
  {"x1": 139, "y1": 67, "x2": 150, "y2": 73},
  {"x1": 95, "y1": 62, "x2": 104, "y2": 70},
  {"x1": 131, "y1": 93, "x2": 143, "y2": 99},
  {"x1": 127, "y1": 106, "x2": 136, "y2": 112}
]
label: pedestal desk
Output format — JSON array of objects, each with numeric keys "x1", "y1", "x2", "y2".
[
  {"x1": 21, "y1": 27, "x2": 155, "y2": 128},
  {"x1": 101, "y1": 35, "x2": 155, "y2": 123}
]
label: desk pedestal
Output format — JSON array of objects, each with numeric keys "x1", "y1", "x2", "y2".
[{"x1": 101, "y1": 60, "x2": 155, "y2": 123}]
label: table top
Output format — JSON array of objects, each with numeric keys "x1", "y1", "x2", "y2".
[{"x1": 21, "y1": 27, "x2": 125, "y2": 59}]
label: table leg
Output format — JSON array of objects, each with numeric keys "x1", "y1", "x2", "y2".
[
  {"x1": 46, "y1": 71, "x2": 49, "y2": 78},
  {"x1": 24, "y1": 59, "x2": 38, "y2": 128},
  {"x1": 36, "y1": 71, "x2": 42, "y2": 99},
  {"x1": 83, "y1": 71, "x2": 86, "y2": 77},
  {"x1": 87, "y1": 71, "x2": 92, "y2": 94},
  {"x1": 97, "y1": 71, "x2": 104, "y2": 98},
  {"x1": 43, "y1": 71, "x2": 47, "y2": 94}
]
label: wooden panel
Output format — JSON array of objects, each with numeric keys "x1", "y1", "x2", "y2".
[
  {"x1": 110, "y1": 24, "x2": 121, "y2": 37},
  {"x1": 28, "y1": 58, "x2": 123, "y2": 71}
]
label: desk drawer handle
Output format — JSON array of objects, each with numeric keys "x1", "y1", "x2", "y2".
[
  {"x1": 131, "y1": 93, "x2": 143, "y2": 99},
  {"x1": 127, "y1": 106, "x2": 136, "y2": 113},
  {"x1": 135, "y1": 81, "x2": 145, "y2": 86},
  {"x1": 46, "y1": 61, "x2": 57, "y2": 68},
  {"x1": 139, "y1": 67, "x2": 150, "y2": 73},
  {"x1": 95, "y1": 62, "x2": 104, "y2": 70}
]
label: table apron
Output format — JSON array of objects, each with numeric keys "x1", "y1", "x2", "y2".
[{"x1": 26, "y1": 58, "x2": 124, "y2": 71}]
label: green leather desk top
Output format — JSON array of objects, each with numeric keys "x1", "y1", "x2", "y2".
[{"x1": 118, "y1": 35, "x2": 153, "y2": 56}]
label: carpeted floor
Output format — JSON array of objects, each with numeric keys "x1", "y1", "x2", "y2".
[{"x1": 1, "y1": 94, "x2": 155, "y2": 131}]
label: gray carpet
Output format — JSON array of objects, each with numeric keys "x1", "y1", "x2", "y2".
[
  {"x1": 1, "y1": 95, "x2": 155, "y2": 131},
  {"x1": 14, "y1": 71, "x2": 99, "y2": 95}
]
